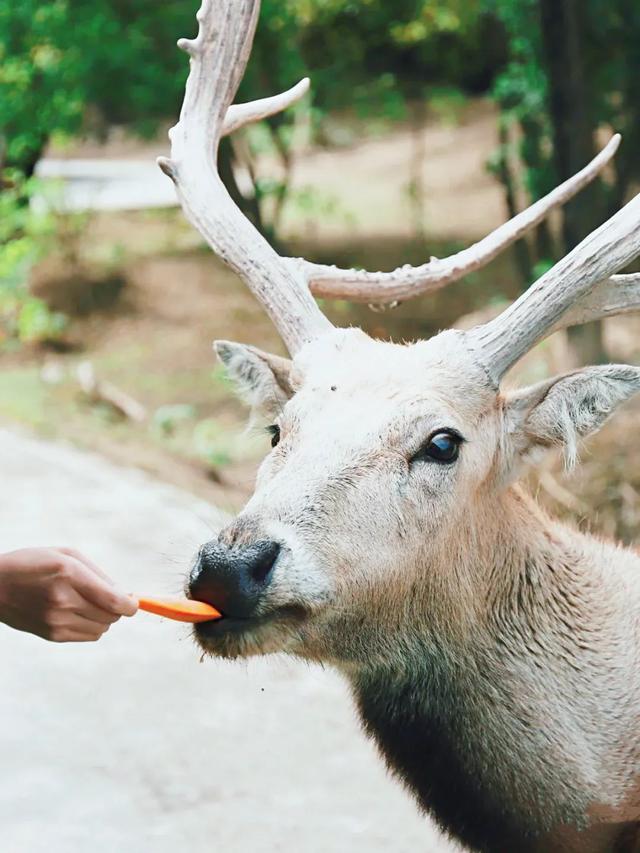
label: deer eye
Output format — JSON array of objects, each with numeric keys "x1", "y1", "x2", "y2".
[
  {"x1": 267, "y1": 424, "x2": 281, "y2": 448},
  {"x1": 413, "y1": 430, "x2": 462, "y2": 465}
]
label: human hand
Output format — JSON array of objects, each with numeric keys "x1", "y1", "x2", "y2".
[{"x1": 0, "y1": 547, "x2": 138, "y2": 642}]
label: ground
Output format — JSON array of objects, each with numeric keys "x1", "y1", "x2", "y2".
[{"x1": 0, "y1": 427, "x2": 463, "y2": 853}]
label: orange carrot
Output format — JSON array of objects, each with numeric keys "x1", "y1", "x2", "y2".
[{"x1": 137, "y1": 596, "x2": 222, "y2": 623}]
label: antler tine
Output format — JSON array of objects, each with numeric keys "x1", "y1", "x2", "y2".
[
  {"x1": 549, "y1": 273, "x2": 640, "y2": 334},
  {"x1": 467, "y1": 191, "x2": 640, "y2": 384},
  {"x1": 158, "y1": 0, "x2": 332, "y2": 355},
  {"x1": 222, "y1": 78, "x2": 310, "y2": 137},
  {"x1": 290, "y1": 135, "x2": 620, "y2": 304}
]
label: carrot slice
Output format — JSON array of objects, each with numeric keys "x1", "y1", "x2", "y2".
[{"x1": 137, "y1": 596, "x2": 222, "y2": 623}]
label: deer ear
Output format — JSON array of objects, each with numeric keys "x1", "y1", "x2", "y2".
[
  {"x1": 214, "y1": 340, "x2": 293, "y2": 417},
  {"x1": 504, "y1": 364, "x2": 640, "y2": 468}
]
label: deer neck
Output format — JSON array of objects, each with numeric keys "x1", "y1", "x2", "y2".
[
  {"x1": 346, "y1": 486, "x2": 640, "y2": 850},
  {"x1": 379, "y1": 483, "x2": 603, "y2": 657},
  {"x1": 331, "y1": 483, "x2": 611, "y2": 674}
]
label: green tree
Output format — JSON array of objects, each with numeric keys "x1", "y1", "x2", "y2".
[
  {"x1": 0, "y1": 172, "x2": 66, "y2": 346},
  {"x1": 486, "y1": 0, "x2": 640, "y2": 363},
  {"x1": 0, "y1": 1, "x2": 198, "y2": 345},
  {"x1": 0, "y1": 1, "x2": 195, "y2": 177},
  {"x1": 1, "y1": 0, "x2": 502, "y2": 239}
]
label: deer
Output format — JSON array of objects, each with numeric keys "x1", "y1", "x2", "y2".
[{"x1": 156, "y1": 2, "x2": 640, "y2": 851}]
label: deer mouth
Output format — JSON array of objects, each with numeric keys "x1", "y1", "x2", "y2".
[{"x1": 193, "y1": 604, "x2": 307, "y2": 658}]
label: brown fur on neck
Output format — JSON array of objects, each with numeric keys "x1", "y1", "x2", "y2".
[{"x1": 342, "y1": 488, "x2": 640, "y2": 851}]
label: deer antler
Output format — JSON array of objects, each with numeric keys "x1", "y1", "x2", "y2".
[
  {"x1": 550, "y1": 274, "x2": 640, "y2": 334},
  {"x1": 294, "y1": 135, "x2": 620, "y2": 303},
  {"x1": 157, "y1": 0, "x2": 332, "y2": 355},
  {"x1": 161, "y1": 1, "x2": 635, "y2": 363},
  {"x1": 467, "y1": 192, "x2": 640, "y2": 383},
  {"x1": 222, "y1": 78, "x2": 310, "y2": 138}
]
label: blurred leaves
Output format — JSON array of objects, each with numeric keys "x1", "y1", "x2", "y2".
[
  {"x1": 0, "y1": 1, "x2": 196, "y2": 174},
  {"x1": 486, "y1": 0, "x2": 640, "y2": 276},
  {"x1": 0, "y1": 0, "x2": 500, "y2": 240},
  {"x1": 0, "y1": 172, "x2": 66, "y2": 346}
]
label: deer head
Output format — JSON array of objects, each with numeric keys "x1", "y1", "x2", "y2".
[{"x1": 159, "y1": 0, "x2": 640, "y2": 665}]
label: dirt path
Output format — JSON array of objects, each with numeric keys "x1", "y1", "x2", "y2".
[{"x1": 0, "y1": 428, "x2": 460, "y2": 853}]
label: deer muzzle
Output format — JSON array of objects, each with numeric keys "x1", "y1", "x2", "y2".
[{"x1": 188, "y1": 539, "x2": 281, "y2": 619}]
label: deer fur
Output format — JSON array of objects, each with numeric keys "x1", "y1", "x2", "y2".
[{"x1": 194, "y1": 328, "x2": 640, "y2": 853}]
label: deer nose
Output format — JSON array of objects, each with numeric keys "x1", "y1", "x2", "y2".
[{"x1": 188, "y1": 540, "x2": 281, "y2": 618}]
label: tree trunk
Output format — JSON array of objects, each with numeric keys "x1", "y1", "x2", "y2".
[
  {"x1": 496, "y1": 121, "x2": 533, "y2": 286},
  {"x1": 539, "y1": 0, "x2": 606, "y2": 364},
  {"x1": 408, "y1": 100, "x2": 427, "y2": 242},
  {"x1": 217, "y1": 137, "x2": 264, "y2": 234},
  {"x1": 518, "y1": 116, "x2": 556, "y2": 269}
]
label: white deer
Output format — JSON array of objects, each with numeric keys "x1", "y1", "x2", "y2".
[{"x1": 158, "y1": 3, "x2": 640, "y2": 851}]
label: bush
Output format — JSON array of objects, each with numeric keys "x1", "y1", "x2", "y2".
[{"x1": 0, "y1": 172, "x2": 67, "y2": 347}]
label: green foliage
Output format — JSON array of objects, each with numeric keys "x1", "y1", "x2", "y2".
[
  {"x1": 0, "y1": 0, "x2": 193, "y2": 174},
  {"x1": 582, "y1": 2, "x2": 640, "y2": 211},
  {"x1": 486, "y1": 0, "x2": 640, "y2": 271},
  {"x1": 289, "y1": 0, "x2": 493, "y2": 111},
  {"x1": 0, "y1": 0, "x2": 493, "y2": 174},
  {"x1": 0, "y1": 1, "x2": 197, "y2": 349},
  {"x1": 15, "y1": 297, "x2": 66, "y2": 344},
  {"x1": 486, "y1": 0, "x2": 555, "y2": 203},
  {"x1": 0, "y1": 172, "x2": 66, "y2": 347},
  {"x1": 0, "y1": 0, "x2": 502, "y2": 244}
]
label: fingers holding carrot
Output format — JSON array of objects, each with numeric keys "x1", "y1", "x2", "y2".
[{"x1": 0, "y1": 547, "x2": 137, "y2": 643}]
